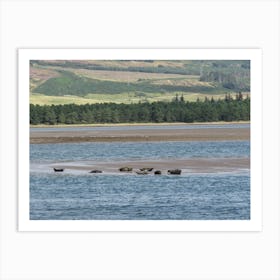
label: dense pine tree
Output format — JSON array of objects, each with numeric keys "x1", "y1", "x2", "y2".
[{"x1": 30, "y1": 94, "x2": 250, "y2": 125}]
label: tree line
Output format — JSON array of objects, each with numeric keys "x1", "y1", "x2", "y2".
[
  {"x1": 200, "y1": 61, "x2": 250, "y2": 92},
  {"x1": 30, "y1": 93, "x2": 250, "y2": 125}
]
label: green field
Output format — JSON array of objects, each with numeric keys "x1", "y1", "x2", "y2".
[{"x1": 31, "y1": 92, "x2": 229, "y2": 105}]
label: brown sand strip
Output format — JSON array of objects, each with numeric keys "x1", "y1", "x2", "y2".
[
  {"x1": 49, "y1": 158, "x2": 250, "y2": 174},
  {"x1": 30, "y1": 127, "x2": 250, "y2": 144}
]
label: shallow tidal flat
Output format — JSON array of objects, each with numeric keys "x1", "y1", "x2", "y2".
[
  {"x1": 30, "y1": 124, "x2": 250, "y2": 144},
  {"x1": 43, "y1": 157, "x2": 249, "y2": 175},
  {"x1": 30, "y1": 124, "x2": 250, "y2": 175}
]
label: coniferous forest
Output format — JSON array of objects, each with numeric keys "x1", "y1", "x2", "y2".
[{"x1": 30, "y1": 93, "x2": 250, "y2": 125}]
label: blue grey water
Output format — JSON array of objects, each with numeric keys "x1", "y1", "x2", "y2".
[
  {"x1": 30, "y1": 128, "x2": 250, "y2": 220},
  {"x1": 30, "y1": 141, "x2": 249, "y2": 163},
  {"x1": 30, "y1": 172, "x2": 249, "y2": 220}
]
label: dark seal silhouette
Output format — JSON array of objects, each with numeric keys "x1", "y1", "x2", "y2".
[
  {"x1": 119, "y1": 167, "x2": 133, "y2": 172},
  {"x1": 167, "y1": 169, "x2": 181, "y2": 175},
  {"x1": 53, "y1": 168, "x2": 64, "y2": 172},
  {"x1": 140, "y1": 167, "x2": 153, "y2": 172},
  {"x1": 89, "y1": 170, "x2": 102, "y2": 173}
]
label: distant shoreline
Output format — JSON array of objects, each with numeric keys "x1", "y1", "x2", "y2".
[{"x1": 30, "y1": 124, "x2": 250, "y2": 144}]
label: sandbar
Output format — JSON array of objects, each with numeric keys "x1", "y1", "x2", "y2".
[
  {"x1": 30, "y1": 125, "x2": 250, "y2": 144},
  {"x1": 34, "y1": 157, "x2": 250, "y2": 174}
]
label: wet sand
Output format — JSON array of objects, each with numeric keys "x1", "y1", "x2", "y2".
[
  {"x1": 39, "y1": 157, "x2": 250, "y2": 174},
  {"x1": 30, "y1": 126, "x2": 250, "y2": 144}
]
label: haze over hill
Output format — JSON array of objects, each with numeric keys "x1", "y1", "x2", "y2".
[{"x1": 30, "y1": 60, "x2": 250, "y2": 105}]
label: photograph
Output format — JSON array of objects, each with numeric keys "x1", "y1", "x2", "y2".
[{"x1": 29, "y1": 57, "x2": 251, "y2": 221}]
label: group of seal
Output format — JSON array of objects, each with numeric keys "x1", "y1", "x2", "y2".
[
  {"x1": 119, "y1": 167, "x2": 181, "y2": 175},
  {"x1": 53, "y1": 167, "x2": 182, "y2": 175}
]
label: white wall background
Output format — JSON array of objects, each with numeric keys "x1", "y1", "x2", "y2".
[{"x1": 0, "y1": 0, "x2": 279, "y2": 279}]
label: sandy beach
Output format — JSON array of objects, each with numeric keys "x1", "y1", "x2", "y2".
[{"x1": 30, "y1": 125, "x2": 250, "y2": 144}]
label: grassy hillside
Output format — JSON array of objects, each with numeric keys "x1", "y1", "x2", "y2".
[{"x1": 30, "y1": 60, "x2": 250, "y2": 105}]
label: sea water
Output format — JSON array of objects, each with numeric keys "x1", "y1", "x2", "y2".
[
  {"x1": 30, "y1": 139, "x2": 250, "y2": 220},
  {"x1": 30, "y1": 141, "x2": 249, "y2": 162}
]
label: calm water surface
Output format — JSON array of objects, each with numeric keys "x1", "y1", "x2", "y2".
[
  {"x1": 30, "y1": 141, "x2": 249, "y2": 163},
  {"x1": 30, "y1": 172, "x2": 250, "y2": 220}
]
